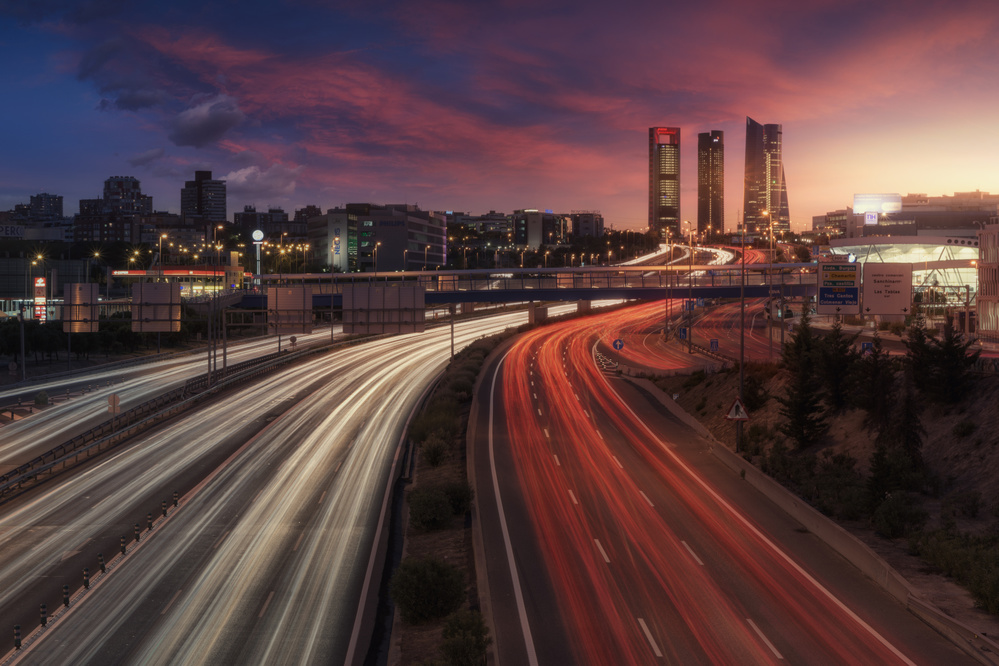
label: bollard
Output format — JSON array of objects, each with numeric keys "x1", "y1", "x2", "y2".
[
  {"x1": 63, "y1": 585, "x2": 69, "y2": 607},
  {"x1": 40, "y1": 604, "x2": 47, "y2": 627},
  {"x1": 83, "y1": 567, "x2": 90, "y2": 589},
  {"x1": 173, "y1": 491, "x2": 179, "y2": 507},
  {"x1": 162, "y1": 500, "x2": 167, "y2": 517},
  {"x1": 98, "y1": 553, "x2": 106, "y2": 573},
  {"x1": 134, "y1": 523, "x2": 140, "y2": 542},
  {"x1": 14, "y1": 624, "x2": 21, "y2": 650},
  {"x1": 147, "y1": 513, "x2": 152, "y2": 531},
  {"x1": 120, "y1": 535, "x2": 126, "y2": 554}
]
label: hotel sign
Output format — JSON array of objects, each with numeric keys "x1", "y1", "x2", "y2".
[{"x1": 817, "y1": 263, "x2": 860, "y2": 315}]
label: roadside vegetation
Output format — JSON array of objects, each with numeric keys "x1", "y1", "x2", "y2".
[{"x1": 659, "y1": 308, "x2": 999, "y2": 618}]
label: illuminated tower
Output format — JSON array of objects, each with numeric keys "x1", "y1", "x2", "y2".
[
  {"x1": 697, "y1": 131, "x2": 724, "y2": 236},
  {"x1": 743, "y1": 117, "x2": 789, "y2": 235},
  {"x1": 649, "y1": 127, "x2": 680, "y2": 241}
]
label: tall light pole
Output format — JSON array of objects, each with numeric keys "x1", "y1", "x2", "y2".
[
  {"x1": 684, "y1": 221, "x2": 694, "y2": 353},
  {"x1": 424, "y1": 244, "x2": 430, "y2": 270},
  {"x1": 762, "y1": 210, "x2": 774, "y2": 360},
  {"x1": 158, "y1": 234, "x2": 168, "y2": 281},
  {"x1": 737, "y1": 214, "x2": 746, "y2": 452},
  {"x1": 374, "y1": 241, "x2": 381, "y2": 272}
]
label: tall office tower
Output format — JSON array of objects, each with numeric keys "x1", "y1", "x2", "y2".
[
  {"x1": 181, "y1": 170, "x2": 227, "y2": 223},
  {"x1": 648, "y1": 127, "x2": 680, "y2": 241},
  {"x1": 697, "y1": 131, "x2": 724, "y2": 236},
  {"x1": 742, "y1": 117, "x2": 789, "y2": 235}
]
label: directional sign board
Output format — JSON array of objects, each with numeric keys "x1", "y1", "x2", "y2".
[
  {"x1": 612, "y1": 338, "x2": 624, "y2": 350},
  {"x1": 861, "y1": 341, "x2": 873, "y2": 355},
  {"x1": 861, "y1": 263, "x2": 912, "y2": 315},
  {"x1": 678, "y1": 327, "x2": 687, "y2": 340},
  {"x1": 709, "y1": 339, "x2": 718, "y2": 352},
  {"x1": 817, "y1": 263, "x2": 860, "y2": 315}
]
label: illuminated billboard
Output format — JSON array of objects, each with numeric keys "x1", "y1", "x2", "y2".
[{"x1": 853, "y1": 193, "x2": 902, "y2": 218}]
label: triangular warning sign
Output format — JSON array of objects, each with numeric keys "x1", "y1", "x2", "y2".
[{"x1": 725, "y1": 398, "x2": 750, "y2": 421}]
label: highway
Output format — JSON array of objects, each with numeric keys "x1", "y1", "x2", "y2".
[
  {"x1": 472, "y1": 305, "x2": 975, "y2": 664},
  {"x1": 0, "y1": 307, "x2": 579, "y2": 664},
  {"x1": 0, "y1": 328, "x2": 338, "y2": 471}
]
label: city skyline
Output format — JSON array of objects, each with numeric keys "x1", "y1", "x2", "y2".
[{"x1": 2, "y1": 1, "x2": 998, "y2": 232}]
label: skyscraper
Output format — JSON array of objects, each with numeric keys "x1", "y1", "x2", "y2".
[
  {"x1": 743, "y1": 117, "x2": 789, "y2": 235},
  {"x1": 181, "y1": 170, "x2": 227, "y2": 223},
  {"x1": 648, "y1": 127, "x2": 680, "y2": 241},
  {"x1": 697, "y1": 131, "x2": 724, "y2": 236}
]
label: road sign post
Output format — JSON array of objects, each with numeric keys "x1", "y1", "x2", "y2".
[{"x1": 817, "y1": 263, "x2": 861, "y2": 316}]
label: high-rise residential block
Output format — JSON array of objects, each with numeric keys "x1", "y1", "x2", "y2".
[
  {"x1": 649, "y1": 127, "x2": 680, "y2": 241},
  {"x1": 697, "y1": 131, "x2": 724, "y2": 236},
  {"x1": 181, "y1": 170, "x2": 227, "y2": 223},
  {"x1": 743, "y1": 117, "x2": 789, "y2": 235}
]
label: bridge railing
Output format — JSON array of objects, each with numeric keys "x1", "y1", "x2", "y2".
[{"x1": 254, "y1": 264, "x2": 818, "y2": 295}]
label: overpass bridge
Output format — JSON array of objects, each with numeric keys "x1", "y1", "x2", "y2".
[{"x1": 238, "y1": 264, "x2": 819, "y2": 309}]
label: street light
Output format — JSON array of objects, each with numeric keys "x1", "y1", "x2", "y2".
[
  {"x1": 158, "y1": 234, "x2": 168, "y2": 281},
  {"x1": 683, "y1": 221, "x2": 693, "y2": 353},
  {"x1": 374, "y1": 241, "x2": 381, "y2": 272},
  {"x1": 762, "y1": 210, "x2": 775, "y2": 360},
  {"x1": 425, "y1": 244, "x2": 430, "y2": 270}
]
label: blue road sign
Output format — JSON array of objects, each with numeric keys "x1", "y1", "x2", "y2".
[
  {"x1": 612, "y1": 338, "x2": 624, "y2": 350},
  {"x1": 710, "y1": 339, "x2": 718, "y2": 352},
  {"x1": 696, "y1": 298, "x2": 705, "y2": 307},
  {"x1": 861, "y1": 341, "x2": 873, "y2": 355},
  {"x1": 678, "y1": 328, "x2": 687, "y2": 340}
]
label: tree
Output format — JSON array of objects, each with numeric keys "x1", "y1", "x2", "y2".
[
  {"x1": 777, "y1": 304, "x2": 826, "y2": 448},
  {"x1": 925, "y1": 316, "x2": 980, "y2": 404},
  {"x1": 816, "y1": 321, "x2": 859, "y2": 413},
  {"x1": 902, "y1": 313, "x2": 934, "y2": 393},
  {"x1": 851, "y1": 332, "x2": 895, "y2": 431}
]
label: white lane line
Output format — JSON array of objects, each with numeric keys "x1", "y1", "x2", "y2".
[
  {"x1": 487, "y1": 352, "x2": 540, "y2": 666},
  {"x1": 543, "y1": 428, "x2": 550, "y2": 438},
  {"x1": 612, "y1": 456, "x2": 623, "y2": 469},
  {"x1": 537, "y1": 408, "x2": 542, "y2": 416},
  {"x1": 568, "y1": 490, "x2": 578, "y2": 505},
  {"x1": 259, "y1": 590, "x2": 276, "y2": 618},
  {"x1": 293, "y1": 531, "x2": 305, "y2": 552},
  {"x1": 574, "y1": 394, "x2": 580, "y2": 401},
  {"x1": 161, "y1": 589, "x2": 183, "y2": 615},
  {"x1": 590, "y1": 347, "x2": 917, "y2": 666},
  {"x1": 584, "y1": 409, "x2": 590, "y2": 418},
  {"x1": 639, "y1": 491, "x2": 654, "y2": 507},
  {"x1": 318, "y1": 490, "x2": 327, "y2": 504},
  {"x1": 553, "y1": 454, "x2": 560, "y2": 466},
  {"x1": 637, "y1": 618, "x2": 663, "y2": 658},
  {"x1": 682, "y1": 541, "x2": 704, "y2": 566},
  {"x1": 747, "y1": 618, "x2": 783, "y2": 659},
  {"x1": 533, "y1": 392, "x2": 537, "y2": 399},
  {"x1": 594, "y1": 539, "x2": 611, "y2": 563}
]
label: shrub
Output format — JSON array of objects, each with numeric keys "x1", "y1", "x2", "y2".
[
  {"x1": 872, "y1": 492, "x2": 927, "y2": 539},
  {"x1": 952, "y1": 420, "x2": 977, "y2": 439},
  {"x1": 441, "y1": 609, "x2": 492, "y2": 666},
  {"x1": 683, "y1": 370, "x2": 706, "y2": 389},
  {"x1": 422, "y1": 433, "x2": 451, "y2": 467},
  {"x1": 743, "y1": 373, "x2": 769, "y2": 411},
  {"x1": 391, "y1": 557, "x2": 465, "y2": 624},
  {"x1": 441, "y1": 480, "x2": 474, "y2": 516},
  {"x1": 34, "y1": 391, "x2": 49, "y2": 406},
  {"x1": 409, "y1": 486, "x2": 453, "y2": 531}
]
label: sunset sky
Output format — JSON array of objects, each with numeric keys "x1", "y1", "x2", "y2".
[{"x1": 2, "y1": 0, "x2": 998, "y2": 232}]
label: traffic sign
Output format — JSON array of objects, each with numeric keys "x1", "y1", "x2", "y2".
[
  {"x1": 861, "y1": 341, "x2": 873, "y2": 355},
  {"x1": 725, "y1": 398, "x2": 749, "y2": 421},
  {"x1": 108, "y1": 393, "x2": 121, "y2": 415},
  {"x1": 709, "y1": 339, "x2": 718, "y2": 352},
  {"x1": 696, "y1": 298, "x2": 705, "y2": 307},
  {"x1": 817, "y1": 263, "x2": 860, "y2": 315},
  {"x1": 678, "y1": 328, "x2": 687, "y2": 340},
  {"x1": 612, "y1": 338, "x2": 624, "y2": 350},
  {"x1": 861, "y1": 263, "x2": 912, "y2": 315}
]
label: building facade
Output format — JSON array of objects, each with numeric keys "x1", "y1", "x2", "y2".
[
  {"x1": 649, "y1": 127, "x2": 680, "y2": 241},
  {"x1": 513, "y1": 209, "x2": 565, "y2": 249},
  {"x1": 743, "y1": 117, "x2": 789, "y2": 235},
  {"x1": 74, "y1": 176, "x2": 153, "y2": 243},
  {"x1": 570, "y1": 211, "x2": 604, "y2": 238},
  {"x1": 978, "y1": 219, "x2": 999, "y2": 344},
  {"x1": 180, "y1": 170, "x2": 226, "y2": 224},
  {"x1": 307, "y1": 203, "x2": 446, "y2": 272},
  {"x1": 697, "y1": 131, "x2": 724, "y2": 235}
]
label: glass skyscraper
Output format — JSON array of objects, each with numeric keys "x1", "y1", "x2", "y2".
[
  {"x1": 743, "y1": 117, "x2": 789, "y2": 235},
  {"x1": 648, "y1": 127, "x2": 680, "y2": 241},
  {"x1": 697, "y1": 131, "x2": 724, "y2": 236}
]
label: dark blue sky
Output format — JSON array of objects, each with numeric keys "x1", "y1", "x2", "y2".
[{"x1": 2, "y1": 0, "x2": 998, "y2": 230}]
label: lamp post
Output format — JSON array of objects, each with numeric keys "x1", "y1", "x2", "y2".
[
  {"x1": 737, "y1": 214, "x2": 747, "y2": 452},
  {"x1": 684, "y1": 221, "x2": 693, "y2": 353},
  {"x1": 424, "y1": 244, "x2": 430, "y2": 270},
  {"x1": 374, "y1": 242, "x2": 381, "y2": 272},
  {"x1": 762, "y1": 210, "x2": 774, "y2": 360},
  {"x1": 158, "y1": 234, "x2": 168, "y2": 281}
]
